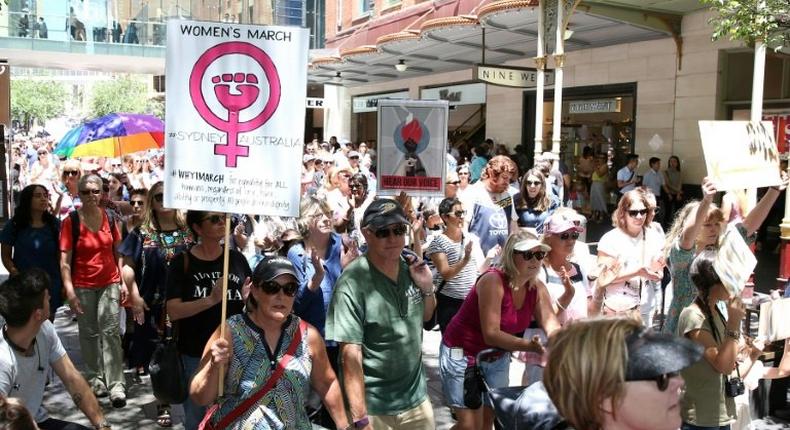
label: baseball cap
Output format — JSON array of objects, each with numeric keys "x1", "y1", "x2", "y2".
[
  {"x1": 513, "y1": 230, "x2": 551, "y2": 252},
  {"x1": 361, "y1": 199, "x2": 409, "y2": 230},
  {"x1": 625, "y1": 328, "x2": 703, "y2": 381},
  {"x1": 348, "y1": 151, "x2": 360, "y2": 159},
  {"x1": 303, "y1": 154, "x2": 316, "y2": 163},
  {"x1": 253, "y1": 257, "x2": 298, "y2": 283},
  {"x1": 541, "y1": 151, "x2": 559, "y2": 161},
  {"x1": 544, "y1": 214, "x2": 584, "y2": 235}
]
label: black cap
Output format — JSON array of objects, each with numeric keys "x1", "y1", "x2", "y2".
[
  {"x1": 361, "y1": 199, "x2": 409, "y2": 230},
  {"x1": 253, "y1": 257, "x2": 298, "y2": 283},
  {"x1": 625, "y1": 329, "x2": 703, "y2": 381}
]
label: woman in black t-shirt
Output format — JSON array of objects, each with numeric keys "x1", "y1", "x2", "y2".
[{"x1": 165, "y1": 210, "x2": 251, "y2": 430}]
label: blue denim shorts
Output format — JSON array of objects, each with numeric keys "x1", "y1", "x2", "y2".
[{"x1": 439, "y1": 343, "x2": 511, "y2": 409}]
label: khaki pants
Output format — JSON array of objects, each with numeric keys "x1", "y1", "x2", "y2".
[
  {"x1": 75, "y1": 283, "x2": 124, "y2": 394},
  {"x1": 370, "y1": 398, "x2": 435, "y2": 430}
]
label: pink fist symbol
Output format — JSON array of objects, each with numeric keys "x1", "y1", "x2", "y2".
[{"x1": 212, "y1": 73, "x2": 260, "y2": 113}]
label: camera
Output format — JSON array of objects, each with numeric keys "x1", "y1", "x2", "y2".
[{"x1": 724, "y1": 377, "x2": 745, "y2": 397}]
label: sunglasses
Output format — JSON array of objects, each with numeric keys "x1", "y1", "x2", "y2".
[
  {"x1": 260, "y1": 281, "x2": 299, "y2": 297},
  {"x1": 526, "y1": 180, "x2": 542, "y2": 187},
  {"x1": 315, "y1": 160, "x2": 323, "y2": 165},
  {"x1": 154, "y1": 193, "x2": 164, "y2": 203},
  {"x1": 130, "y1": 201, "x2": 145, "y2": 206},
  {"x1": 447, "y1": 210, "x2": 466, "y2": 218},
  {"x1": 349, "y1": 156, "x2": 359, "y2": 160},
  {"x1": 63, "y1": 170, "x2": 80, "y2": 176},
  {"x1": 627, "y1": 209, "x2": 649, "y2": 217},
  {"x1": 458, "y1": 172, "x2": 470, "y2": 176},
  {"x1": 79, "y1": 189, "x2": 101, "y2": 196},
  {"x1": 559, "y1": 232, "x2": 580, "y2": 241},
  {"x1": 629, "y1": 371, "x2": 679, "y2": 392},
  {"x1": 372, "y1": 224, "x2": 408, "y2": 239},
  {"x1": 447, "y1": 181, "x2": 461, "y2": 186},
  {"x1": 38, "y1": 152, "x2": 47, "y2": 156},
  {"x1": 202, "y1": 214, "x2": 226, "y2": 224},
  {"x1": 514, "y1": 250, "x2": 546, "y2": 261}
]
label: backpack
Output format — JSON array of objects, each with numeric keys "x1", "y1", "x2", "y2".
[{"x1": 68, "y1": 208, "x2": 120, "y2": 266}]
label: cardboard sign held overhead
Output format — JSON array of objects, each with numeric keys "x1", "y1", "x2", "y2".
[
  {"x1": 164, "y1": 20, "x2": 308, "y2": 217},
  {"x1": 713, "y1": 225, "x2": 756, "y2": 298},
  {"x1": 699, "y1": 120, "x2": 782, "y2": 191}
]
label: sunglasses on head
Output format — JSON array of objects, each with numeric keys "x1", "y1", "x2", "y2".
[
  {"x1": 559, "y1": 232, "x2": 580, "y2": 241},
  {"x1": 153, "y1": 193, "x2": 164, "y2": 203},
  {"x1": 627, "y1": 209, "x2": 649, "y2": 217},
  {"x1": 130, "y1": 200, "x2": 144, "y2": 206},
  {"x1": 628, "y1": 371, "x2": 679, "y2": 392},
  {"x1": 514, "y1": 250, "x2": 546, "y2": 261},
  {"x1": 79, "y1": 189, "x2": 101, "y2": 196},
  {"x1": 202, "y1": 214, "x2": 226, "y2": 224},
  {"x1": 260, "y1": 281, "x2": 299, "y2": 297},
  {"x1": 63, "y1": 170, "x2": 80, "y2": 176},
  {"x1": 372, "y1": 224, "x2": 408, "y2": 239}
]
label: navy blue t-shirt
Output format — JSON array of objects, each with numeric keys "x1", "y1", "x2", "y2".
[{"x1": 0, "y1": 220, "x2": 62, "y2": 308}]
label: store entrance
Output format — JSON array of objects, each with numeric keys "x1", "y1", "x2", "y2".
[{"x1": 522, "y1": 83, "x2": 637, "y2": 179}]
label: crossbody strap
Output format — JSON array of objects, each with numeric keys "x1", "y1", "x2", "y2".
[{"x1": 215, "y1": 319, "x2": 308, "y2": 428}]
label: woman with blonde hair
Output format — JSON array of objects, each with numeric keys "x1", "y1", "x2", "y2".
[
  {"x1": 319, "y1": 166, "x2": 353, "y2": 230},
  {"x1": 119, "y1": 181, "x2": 193, "y2": 426},
  {"x1": 52, "y1": 159, "x2": 83, "y2": 220},
  {"x1": 440, "y1": 229, "x2": 560, "y2": 430},
  {"x1": 662, "y1": 176, "x2": 786, "y2": 335},
  {"x1": 544, "y1": 317, "x2": 702, "y2": 430},
  {"x1": 594, "y1": 188, "x2": 665, "y2": 322}
]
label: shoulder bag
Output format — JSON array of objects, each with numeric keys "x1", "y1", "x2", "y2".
[{"x1": 198, "y1": 319, "x2": 308, "y2": 430}]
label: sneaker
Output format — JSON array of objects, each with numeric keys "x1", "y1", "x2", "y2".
[
  {"x1": 110, "y1": 391, "x2": 126, "y2": 408},
  {"x1": 92, "y1": 384, "x2": 109, "y2": 398}
]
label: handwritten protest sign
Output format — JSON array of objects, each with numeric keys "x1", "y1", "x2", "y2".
[
  {"x1": 377, "y1": 99, "x2": 448, "y2": 196},
  {"x1": 699, "y1": 120, "x2": 781, "y2": 192},
  {"x1": 164, "y1": 20, "x2": 308, "y2": 216},
  {"x1": 713, "y1": 225, "x2": 756, "y2": 298}
]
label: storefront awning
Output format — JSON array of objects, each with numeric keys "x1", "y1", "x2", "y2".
[{"x1": 309, "y1": 0, "x2": 699, "y2": 86}]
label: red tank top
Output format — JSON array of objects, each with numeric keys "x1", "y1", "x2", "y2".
[{"x1": 442, "y1": 268, "x2": 538, "y2": 360}]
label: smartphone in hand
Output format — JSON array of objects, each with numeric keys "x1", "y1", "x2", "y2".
[{"x1": 401, "y1": 248, "x2": 420, "y2": 265}]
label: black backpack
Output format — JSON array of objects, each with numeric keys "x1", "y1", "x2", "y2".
[{"x1": 68, "y1": 208, "x2": 120, "y2": 265}]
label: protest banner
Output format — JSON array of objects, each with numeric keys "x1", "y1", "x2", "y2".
[
  {"x1": 164, "y1": 20, "x2": 308, "y2": 395},
  {"x1": 164, "y1": 19, "x2": 308, "y2": 217},
  {"x1": 699, "y1": 120, "x2": 782, "y2": 191},
  {"x1": 377, "y1": 99, "x2": 448, "y2": 196}
]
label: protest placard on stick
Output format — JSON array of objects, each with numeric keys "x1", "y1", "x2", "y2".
[{"x1": 165, "y1": 19, "x2": 308, "y2": 396}]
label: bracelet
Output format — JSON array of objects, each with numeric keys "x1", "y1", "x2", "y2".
[
  {"x1": 725, "y1": 329, "x2": 740, "y2": 340},
  {"x1": 353, "y1": 416, "x2": 370, "y2": 429}
]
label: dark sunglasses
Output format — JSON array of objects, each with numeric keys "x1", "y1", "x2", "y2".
[
  {"x1": 202, "y1": 214, "x2": 226, "y2": 224},
  {"x1": 514, "y1": 250, "x2": 546, "y2": 261},
  {"x1": 627, "y1": 209, "x2": 649, "y2": 217},
  {"x1": 559, "y1": 232, "x2": 580, "y2": 241},
  {"x1": 447, "y1": 181, "x2": 461, "y2": 185},
  {"x1": 629, "y1": 371, "x2": 679, "y2": 392},
  {"x1": 130, "y1": 201, "x2": 145, "y2": 206},
  {"x1": 38, "y1": 152, "x2": 47, "y2": 156},
  {"x1": 458, "y1": 171, "x2": 470, "y2": 176},
  {"x1": 79, "y1": 189, "x2": 101, "y2": 196},
  {"x1": 154, "y1": 193, "x2": 164, "y2": 203},
  {"x1": 447, "y1": 210, "x2": 466, "y2": 218},
  {"x1": 260, "y1": 281, "x2": 298, "y2": 297},
  {"x1": 526, "y1": 180, "x2": 542, "y2": 187},
  {"x1": 373, "y1": 224, "x2": 408, "y2": 239},
  {"x1": 63, "y1": 170, "x2": 80, "y2": 176},
  {"x1": 314, "y1": 160, "x2": 323, "y2": 165}
]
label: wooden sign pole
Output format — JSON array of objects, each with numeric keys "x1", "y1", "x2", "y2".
[{"x1": 218, "y1": 215, "x2": 232, "y2": 397}]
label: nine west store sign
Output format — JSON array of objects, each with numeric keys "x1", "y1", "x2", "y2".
[
  {"x1": 421, "y1": 82, "x2": 486, "y2": 106},
  {"x1": 474, "y1": 64, "x2": 555, "y2": 88}
]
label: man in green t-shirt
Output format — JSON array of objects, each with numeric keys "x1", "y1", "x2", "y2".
[{"x1": 326, "y1": 199, "x2": 436, "y2": 430}]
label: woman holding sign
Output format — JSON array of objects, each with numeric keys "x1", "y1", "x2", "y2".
[
  {"x1": 165, "y1": 210, "x2": 251, "y2": 430},
  {"x1": 662, "y1": 176, "x2": 787, "y2": 335},
  {"x1": 190, "y1": 257, "x2": 350, "y2": 430}
]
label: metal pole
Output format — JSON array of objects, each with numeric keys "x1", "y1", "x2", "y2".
[
  {"x1": 534, "y1": 1, "x2": 545, "y2": 158},
  {"x1": 551, "y1": 0, "x2": 564, "y2": 155}
]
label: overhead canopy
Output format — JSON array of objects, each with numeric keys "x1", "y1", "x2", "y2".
[{"x1": 310, "y1": 0, "x2": 708, "y2": 86}]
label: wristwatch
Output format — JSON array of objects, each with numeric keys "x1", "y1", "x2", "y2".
[
  {"x1": 353, "y1": 416, "x2": 370, "y2": 429},
  {"x1": 725, "y1": 329, "x2": 740, "y2": 340}
]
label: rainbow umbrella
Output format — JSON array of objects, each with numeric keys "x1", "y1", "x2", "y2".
[{"x1": 55, "y1": 113, "x2": 164, "y2": 158}]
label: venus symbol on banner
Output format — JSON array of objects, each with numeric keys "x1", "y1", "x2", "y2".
[{"x1": 188, "y1": 41, "x2": 282, "y2": 168}]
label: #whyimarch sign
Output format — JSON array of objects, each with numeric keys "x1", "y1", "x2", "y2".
[{"x1": 164, "y1": 20, "x2": 308, "y2": 216}]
